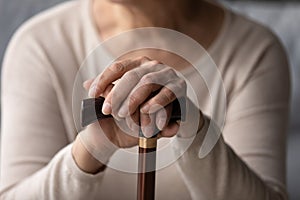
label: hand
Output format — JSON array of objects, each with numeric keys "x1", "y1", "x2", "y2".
[
  {"x1": 87, "y1": 56, "x2": 188, "y2": 138},
  {"x1": 72, "y1": 84, "x2": 139, "y2": 174},
  {"x1": 82, "y1": 81, "x2": 140, "y2": 147},
  {"x1": 72, "y1": 56, "x2": 204, "y2": 174}
]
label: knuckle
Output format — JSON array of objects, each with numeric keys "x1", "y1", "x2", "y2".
[
  {"x1": 123, "y1": 70, "x2": 140, "y2": 81},
  {"x1": 111, "y1": 62, "x2": 126, "y2": 73},
  {"x1": 129, "y1": 94, "x2": 139, "y2": 105},
  {"x1": 154, "y1": 60, "x2": 161, "y2": 64},
  {"x1": 178, "y1": 79, "x2": 187, "y2": 88},
  {"x1": 143, "y1": 60, "x2": 160, "y2": 69},
  {"x1": 164, "y1": 89, "x2": 176, "y2": 102},
  {"x1": 141, "y1": 74, "x2": 154, "y2": 84},
  {"x1": 133, "y1": 70, "x2": 143, "y2": 79},
  {"x1": 90, "y1": 81, "x2": 102, "y2": 92},
  {"x1": 165, "y1": 67, "x2": 177, "y2": 77},
  {"x1": 149, "y1": 60, "x2": 160, "y2": 66},
  {"x1": 138, "y1": 56, "x2": 151, "y2": 63}
]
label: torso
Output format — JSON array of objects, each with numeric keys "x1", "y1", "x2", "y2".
[{"x1": 17, "y1": 0, "x2": 280, "y2": 198}]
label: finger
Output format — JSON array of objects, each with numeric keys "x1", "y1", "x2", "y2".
[
  {"x1": 105, "y1": 60, "x2": 159, "y2": 116},
  {"x1": 125, "y1": 111, "x2": 140, "y2": 136},
  {"x1": 118, "y1": 67, "x2": 177, "y2": 117},
  {"x1": 102, "y1": 84, "x2": 114, "y2": 98},
  {"x1": 118, "y1": 83, "x2": 160, "y2": 118},
  {"x1": 156, "y1": 104, "x2": 172, "y2": 130},
  {"x1": 90, "y1": 84, "x2": 113, "y2": 116},
  {"x1": 83, "y1": 79, "x2": 95, "y2": 90},
  {"x1": 140, "y1": 112, "x2": 157, "y2": 138},
  {"x1": 89, "y1": 57, "x2": 150, "y2": 97},
  {"x1": 160, "y1": 122, "x2": 180, "y2": 138},
  {"x1": 88, "y1": 59, "x2": 131, "y2": 97},
  {"x1": 141, "y1": 79, "x2": 186, "y2": 114}
]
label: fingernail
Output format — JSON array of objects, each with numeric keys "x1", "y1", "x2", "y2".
[
  {"x1": 143, "y1": 126, "x2": 154, "y2": 138},
  {"x1": 88, "y1": 86, "x2": 97, "y2": 97},
  {"x1": 141, "y1": 104, "x2": 150, "y2": 113},
  {"x1": 157, "y1": 119, "x2": 165, "y2": 130},
  {"x1": 102, "y1": 102, "x2": 111, "y2": 115},
  {"x1": 118, "y1": 106, "x2": 128, "y2": 118}
]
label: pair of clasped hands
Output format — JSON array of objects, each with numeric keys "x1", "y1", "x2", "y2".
[{"x1": 72, "y1": 56, "x2": 203, "y2": 173}]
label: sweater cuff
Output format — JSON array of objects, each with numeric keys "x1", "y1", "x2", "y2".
[
  {"x1": 64, "y1": 144, "x2": 105, "y2": 182},
  {"x1": 78, "y1": 126, "x2": 118, "y2": 165}
]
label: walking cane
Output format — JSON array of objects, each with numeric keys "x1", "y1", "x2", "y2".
[{"x1": 81, "y1": 96, "x2": 185, "y2": 200}]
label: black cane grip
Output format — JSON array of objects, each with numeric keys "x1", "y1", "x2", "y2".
[{"x1": 81, "y1": 96, "x2": 186, "y2": 127}]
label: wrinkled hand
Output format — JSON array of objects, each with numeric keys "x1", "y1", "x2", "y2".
[
  {"x1": 73, "y1": 57, "x2": 204, "y2": 173},
  {"x1": 85, "y1": 56, "x2": 188, "y2": 139}
]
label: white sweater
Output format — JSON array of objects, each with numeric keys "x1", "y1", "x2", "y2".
[{"x1": 0, "y1": 0, "x2": 290, "y2": 199}]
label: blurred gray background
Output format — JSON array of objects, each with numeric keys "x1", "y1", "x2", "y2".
[{"x1": 0, "y1": 0, "x2": 299, "y2": 199}]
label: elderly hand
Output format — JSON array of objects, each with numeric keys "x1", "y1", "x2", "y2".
[
  {"x1": 73, "y1": 56, "x2": 204, "y2": 173},
  {"x1": 86, "y1": 56, "x2": 189, "y2": 138}
]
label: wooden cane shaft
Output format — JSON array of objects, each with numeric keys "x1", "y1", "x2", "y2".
[{"x1": 137, "y1": 145, "x2": 157, "y2": 200}]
